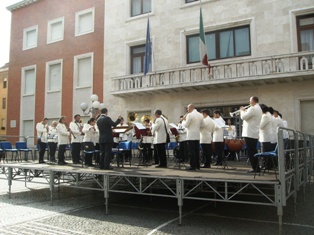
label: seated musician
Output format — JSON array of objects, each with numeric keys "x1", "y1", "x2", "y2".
[
  {"x1": 224, "y1": 119, "x2": 237, "y2": 160},
  {"x1": 178, "y1": 115, "x2": 188, "y2": 163}
]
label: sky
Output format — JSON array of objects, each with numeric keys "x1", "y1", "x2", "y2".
[{"x1": 0, "y1": 0, "x2": 22, "y2": 67}]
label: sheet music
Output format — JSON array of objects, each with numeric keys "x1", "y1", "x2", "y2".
[
  {"x1": 213, "y1": 118, "x2": 226, "y2": 129},
  {"x1": 169, "y1": 123, "x2": 179, "y2": 130},
  {"x1": 134, "y1": 122, "x2": 146, "y2": 130},
  {"x1": 113, "y1": 128, "x2": 129, "y2": 133}
]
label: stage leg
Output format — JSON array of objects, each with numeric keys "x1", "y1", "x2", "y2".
[
  {"x1": 49, "y1": 170, "x2": 54, "y2": 206},
  {"x1": 104, "y1": 174, "x2": 109, "y2": 214},
  {"x1": 177, "y1": 179, "x2": 183, "y2": 225},
  {"x1": 8, "y1": 167, "x2": 12, "y2": 199}
]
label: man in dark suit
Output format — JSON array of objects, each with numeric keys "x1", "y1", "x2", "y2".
[{"x1": 97, "y1": 108, "x2": 122, "y2": 170}]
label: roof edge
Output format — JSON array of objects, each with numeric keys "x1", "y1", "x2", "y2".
[{"x1": 6, "y1": 0, "x2": 39, "y2": 12}]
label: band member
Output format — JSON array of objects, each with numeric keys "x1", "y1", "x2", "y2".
[
  {"x1": 212, "y1": 110, "x2": 226, "y2": 166},
  {"x1": 142, "y1": 118, "x2": 153, "y2": 163},
  {"x1": 184, "y1": 104, "x2": 204, "y2": 170},
  {"x1": 200, "y1": 109, "x2": 215, "y2": 168},
  {"x1": 259, "y1": 104, "x2": 273, "y2": 169},
  {"x1": 97, "y1": 108, "x2": 122, "y2": 170},
  {"x1": 224, "y1": 119, "x2": 237, "y2": 160},
  {"x1": 151, "y1": 109, "x2": 169, "y2": 168},
  {"x1": 47, "y1": 121, "x2": 58, "y2": 162},
  {"x1": 240, "y1": 96, "x2": 262, "y2": 173},
  {"x1": 36, "y1": 117, "x2": 49, "y2": 163},
  {"x1": 70, "y1": 114, "x2": 83, "y2": 164},
  {"x1": 82, "y1": 117, "x2": 99, "y2": 167},
  {"x1": 56, "y1": 116, "x2": 70, "y2": 165},
  {"x1": 178, "y1": 115, "x2": 188, "y2": 163}
]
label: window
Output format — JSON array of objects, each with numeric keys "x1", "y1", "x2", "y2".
[
  {"x1": 2, "y1": 98, "x2": 6, "y2": 109},
  {"x1": 186, "y1": 0, "x2": 199, "y2": 3},
  {"x1": 131, "y1": 0, "x2": 151, "y2": 17},
  {"x1": 47, "y1": 17, "x2": 64, "y2": 44},
  {"x1": 75, "y1": 8, "x2": 95, "y2": 36},
  {"x1": 297, "y1": 14, "x2": 314, "y2": 52},
  {"x1": 74, "y1": 53, "x2": 93, "y2": 87},
  {"x1": 1, "y1": 118, "x2": 5, "y2": 130},
  {"x1": 187, "y1": 26, "x2": 251, "y2": 63},
  {"x1": 46, "y1": 60, "x2": 62, "y2": 91},
  {"x1": 3, "y1": 78, "x2": 7, "y2": 89},
  {"x1": 22, "y1": 67, "x2": 36, "y2": 95},
  {"x1": 23, "y1": 25, "x2": 38, "y2": 50},
  {"x1": 130, "y1": 44, "x2": 151, "y2": 74}
]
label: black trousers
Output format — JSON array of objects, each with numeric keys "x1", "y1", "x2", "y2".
[
  {"x1": 214, "y1": 142, "x2": 224, "y2": 164},
  {"x1": 58, "y1": 144, "x2": 66, "y2": 163},
  {"x1": 201, "y1": 143, "x2": 212, "y2": 166},
  {"x1": 39, "y1": 142, "x2": 47, "y2": 162},
  {"x1": 188, "y1": 140, "x2": 200, "y2": 169},
  {"x1": 71, "y1": 142, "x2": 81, "y2": 163},
  {"x1": 142, "y1": 143, "x2": 152, "y2": 162},
  {"x1": 261, "y1": 142, "x2": 273, "y2": 168},
  {"x1": 48, "y1": 142, "x2": 57, "y2": 161},
  {"x1": 155, "y1": 143, "x2": 167, "y2": 166},
  {"x1": 153, "y1": 144, "x2": 159, "y2": 164},
  {"x1": 99, "y1": 142, "x2": 113, "y2": 169},
  {"x1": 245, "y1": 137, "x2": 259, "y2": 170},
  {"x1": 179, "y1": 141, "x2": 188, "y2": 162}
]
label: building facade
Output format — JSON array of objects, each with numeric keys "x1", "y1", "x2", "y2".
[
  {"x1": 105, "y1": 0, "x2": 314, "y2": 135},
  {"x1": 7, "y1": 0, "x2": 104, "y2": 144},
  {"x1": 0, "y1": 63, "x2": 8, "y2": 137}
]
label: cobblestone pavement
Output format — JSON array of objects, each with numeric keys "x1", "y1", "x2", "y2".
[{"x1": 0, "y1": 173, "x2": 314, "y2": 235}]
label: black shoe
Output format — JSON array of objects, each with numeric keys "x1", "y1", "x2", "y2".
[
  {"x1": 58, "y1": 162, "x2": 66, "y2": 165},
  {"x1": 201, "y1": 165, "x2": 211, "y2": 168},
  {"x1": 247, "y1": 169, "x2": 261, "y2": 173},
  {"x1": 87, "y1": 164, "x2": 96, "y2": 167},
  {"x1": 39, "y1": 161, "x2": 46, "y2": 164},
  {"x1": 103, "y1": 166, "x2": 113, "y2": 170},
  {"x1": 155, "y1": 165, "x2": 167, "y2": 168},
  {"x1": 186, "y1": 167, "x2": 196, "y2": 171},
  {"x1": 214, "y1": 162, "x2": 222, "y2": 166}
]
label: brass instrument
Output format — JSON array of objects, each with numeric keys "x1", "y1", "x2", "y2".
[
  {"x1": 229, "y1": 105, "x2": 250, "y2": 117},
  {"x1": 127, "y1": 112, "x2": 138, "y2": 123},
  {"x1": 141, "y1": 115, "x2": 153, "y2": 123},
  {"x1": 182, "y1": 112, "x2": 189, "y2": 121}
]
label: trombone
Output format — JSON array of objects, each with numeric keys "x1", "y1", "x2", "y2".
[{"x1": 229, "y1": 105, "x2": 250, "y2": 117}]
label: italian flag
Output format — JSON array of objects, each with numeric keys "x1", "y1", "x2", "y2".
[{"x1": 199, "y1": 5, "x2": 211, "y2": 74}]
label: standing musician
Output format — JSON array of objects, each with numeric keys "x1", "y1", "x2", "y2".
[
  {"x1": 36, "y1": 117, "x2": 49, "y2": 164},
  {"x1": 82, "y1": 117, "x2": 99, "y2": 167},
  {"x1": 97, "y1": 108, "x2": 122, "y2": 170},
  {"x1": 200, "y1": 109, "x2": 215, "y2": 168},
  {"x1": 240, "y1": 96, "x2": 262, "y2": 173},
  {"x1": 212, "y1": 110, "x2": 226, "y2": 166},
  {"x1": 151, "y1": 109, "x2": 169, "y2": 168},
  {"x1": 47, "y1": 121, "x2": 58, "y2": 163},
  {"x1": 178, "y1": 115, "x2": 188, "y2": 163},
  {"x1": 184, "y1": 104, "x2": 204, "y2": 171},
  {"x1": 56, "y1": 116, "x2": 70, "y2": 165},
  {"x1": 70, "y1": 114, "x2": 84, "y2": 164},
  {"x1": 142, "y1": 118, "x2": 153, "y2": 164}
]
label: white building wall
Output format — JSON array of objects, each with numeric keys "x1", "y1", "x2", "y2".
[{"x1": 104, "y1": 0, "x2": 314, "y2": 131}]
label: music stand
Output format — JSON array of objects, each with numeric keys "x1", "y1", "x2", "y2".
[
  {"x1": 112, "y1": 125, "x2": 133, "y2": 167},
  {"x1": 134, "y1": 123, "x2": 152, "y2": 166}
]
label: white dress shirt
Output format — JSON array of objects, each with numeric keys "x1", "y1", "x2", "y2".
[
  {"x1": 200, "y1": 116, "x2": 215, "y2": 144},
  {"x1": 213, "y1": 117, "x2": 226, "y2": 142},
  {"x1": 240, "y1": 104, "x2": 262, "y2": 139},
  {"x1": 259, "y1": 112, "x2": 273, "y2": 143},
  {"x1": 178, "y1": 121, "x2": 187, "y2": 142},
  {"x1": 82, "y1": 123, "x2": 99, "y2": 144},
  {"x1": 69, "y1": 121, "x2": 83, "y2": 143},
  {"x1": 56, "y1": 123, "x2": 70, "y2": 145},
  {"x1": 47, "y1": 126, "x2": 58, "y2": 143},
  {"x1": 152, "y1": 115, "x2": 169, "y2": 144},
  {"x1": 36, "y1": 122, "x2": 48, "y2": 143},
  {"x1": 185, "y1": 109, "x2": 204, "y2": 141}
]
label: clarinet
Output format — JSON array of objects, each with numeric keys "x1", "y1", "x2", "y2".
[{"x1": 65, "y1": 122, "x2": 76, "y2": 139}]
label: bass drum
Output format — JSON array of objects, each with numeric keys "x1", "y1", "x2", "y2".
[
  {"x1": 173, "y1": 145, "x2": 181, "y2": 159},
  {"x1": 225, "y1": 138, "x2": 245, "y2": 152}
]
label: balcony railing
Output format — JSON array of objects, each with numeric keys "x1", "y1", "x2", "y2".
[{"x1": 111, "y1": 51, "x2": 314, "y2": 95}]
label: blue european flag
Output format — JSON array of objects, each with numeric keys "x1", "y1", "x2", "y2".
[{"x1": 144, "y1": 18, "x2": 151, "y2": 76}]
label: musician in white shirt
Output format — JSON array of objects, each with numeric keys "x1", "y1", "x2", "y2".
[
  {"x1": 142, "y1": 118, "x2": 153, "y2": 163},
  {"x1": 69, "y1": 114, "x2": 83, "y2": 164},
  {"x1": 240, "y1": 96, "x2": 262, "y2": 173},
  {"x1": 47, "y1": 121, "x2": 58, "y2": 162},
  {"x1": 36, "y1": 118, "x2": 49, "y2": 163},
  {"x1": 82, "y1": 117, "x2": 99, "y2": 167},
  {"x1": 213, "y1": 110, "x2": 226, "y2": 166},
  {"x1": 184, "y1": 104, "x2": 204, "y2": 170},
  {"x1": 200, "y1": 109, "x2": 215, "y2": 168},
  {"x1": 56, "y1": 116, "x2": 70, "y2": 165},
  {"x1": 178, "y1": 116, "x2": 188, "y2": 163},
  {"x1": 151, "y1": 109, "x2": 169, "y2": 168}
]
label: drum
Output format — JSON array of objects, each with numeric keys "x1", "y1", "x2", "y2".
[{"x1": 225, "y1": 138, "x2": 245, "y2": 152}]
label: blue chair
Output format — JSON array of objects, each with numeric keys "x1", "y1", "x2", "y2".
[
  {"x1": 1, "y1": 141, "x2": 19, "y2": 162},
  {"x1": 166, "y1": 142, "x2": 177, "y2": 158},
  {"x1": 254, "y1": 144, "x2": 278, "y2": 179},
  {"x1": 82, "y1": 142, "x2": 97, "y2": 167},
  {"x1": 0, "y1": 148, "x2": 4, "y2": 163},
  {"x1": 112, "y1": 141, "x2": 132, "y2": 167},
  {"x1": 16, "y1": 141, "x2": 34, "y2": 161},
  {"x1": 131, "y1": 141, "x2": 140, "y2": 158}
]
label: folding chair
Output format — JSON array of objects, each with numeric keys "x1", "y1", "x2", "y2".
[
  {"x1": 1, "y1": 142, "x2": 19, "y2": 162},
  {"x1": 16, "y1": 141, "x2": 34, "y2": 161},
  {"x1": 112, "y1": 141, "x2": 132, "y2": 167},
  {"x1": 173, "y1": 145, "x2": 186, "y2": 169},
  {"x1": 254, "y1": 144, "x2": 278, "y2": 179},
  {"x1": 166, "y1": 142, "x2": 177, "y2": 158},
  {"x1": 82, "y1": 142, "x2": 96, "y2": 167}
]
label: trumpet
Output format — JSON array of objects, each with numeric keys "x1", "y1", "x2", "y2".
[
  {"x1": 229, "y1": 105, "x2": 250, "y2": 117},
  {"x1": 182, "y1": 112, "x2": 189, "y2": 121}
]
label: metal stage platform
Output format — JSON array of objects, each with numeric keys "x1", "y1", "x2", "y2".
[{"x1": 0, "y1": 127, "x2": 313, "y2": 230}]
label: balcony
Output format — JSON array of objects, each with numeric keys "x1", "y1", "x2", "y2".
[{"x1": 111, "y1": 51, "x2": 314, "y2": 97}]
